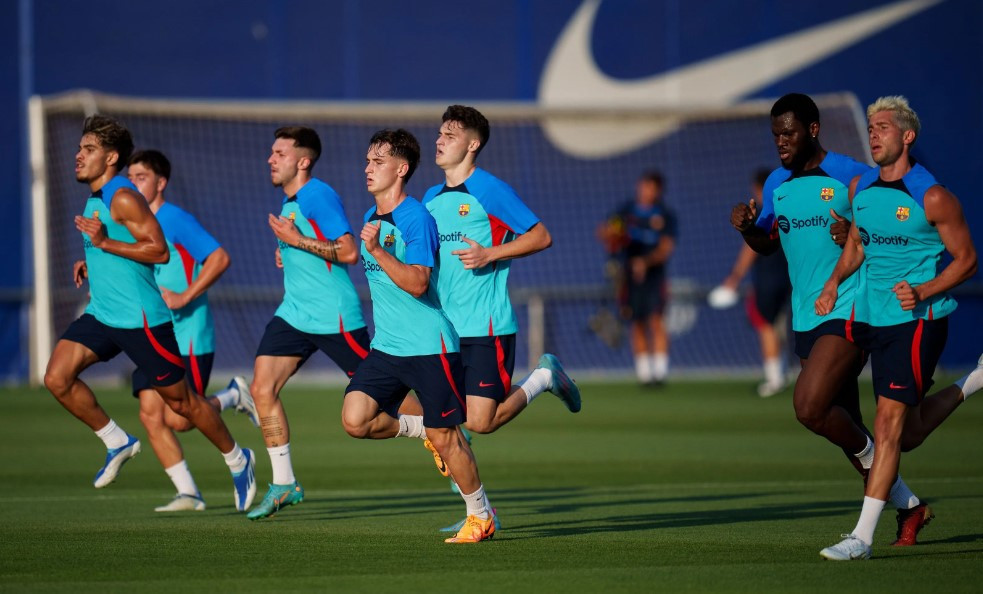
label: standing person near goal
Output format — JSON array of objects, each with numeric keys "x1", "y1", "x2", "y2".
[
  {"x1": 127, "y1": 149, "x2": 259, "y2": 512},
  {"x1": 711, "y1": 169, "x2": 791, "y2": 397},
  {"x1": 342, "y1": 128, "x2": 496, "y2": 543},
  {"x1": 43, "y1": 115, "x2": 256, "y2": 512},
  {"x1": 246, "y1": 126, "x2": 373, "y2": 520},
  {"x1": 816, "y1": 96, "x2": 981, "y2": 560},
  {"x1": 599, "y1": 170, "x2": 677, "y2": 387}
]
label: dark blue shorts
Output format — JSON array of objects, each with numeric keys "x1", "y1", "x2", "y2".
[
  {"x1": 461, "y1": 335, "x2": 516, "y2": 401},
  {"x1": 627, "y1": 266, "x2": 667, "y2": 320},
  {"x1": 345, "y1": 349, "x2": 467, "y2": 428},
  {"x1": 794, "y1": 317, "x2": 870, "y2": 360},
  {"x1": 747, "y1": 278, "x2": 790, "y2": 327},
  {"x1": 256, "y1": 316, "x2": 369, "y2": 377},
  {"x1": 869, "y1": 318, "x2": 948, "y2": 406},
  {"x1": 61, "y1": 313, "x2": 185, "y2": 388},
  {"x1": 132, "y1": 352, "x2": 214, "y2": 397}
]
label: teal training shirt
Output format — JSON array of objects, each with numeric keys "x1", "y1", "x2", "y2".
[
  {"x1": 421, "y1": 168, "x2": 539, "y2": 337},
  {"x1": 275, "y1": 178, "x2": 365, "y2": 335},
  {"x1": 755, "y1": 152, "x2": 871, "y2": 332},
  {"x1": 853, "y1": 162, "x2": 957, "y2": 327},
  {"x1": 81, "y1": 176, "x2": 171, "y2": 329},
  {"x1": 153, "y1": 202, "x2": 220, "y2": 355},
  {"x1": 360, "y1": 198, "x2": 459, "y2": 356}
]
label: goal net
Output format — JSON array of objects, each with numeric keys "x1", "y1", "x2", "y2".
[{"x1": 29, "y1": 91, "x2": 870, "y2": 386}]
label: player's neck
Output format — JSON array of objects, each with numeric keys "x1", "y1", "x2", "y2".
[
  {"x1": 88, "y1": 169, "x2": 117, "y2": 193},
  {"x1": 148, "y1": 196, "x2": 165, "y2": 214},
  {"x1": 443, "y1": 162, "x2": 476, "y2": 187},
  {"x1": 283, "y1": 173, "x2": 311, "y2": 198},
  {"x1": 878, "y1": 153, "x2": 913, "y2": 182},
  {"x1": 373, "y1": 187, "x2": 407, "y2": 215},
  {"x1": 796, "y1": 146, "x2": 826, "y2": 173}
]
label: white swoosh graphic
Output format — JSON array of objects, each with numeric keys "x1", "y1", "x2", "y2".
[{"x1": 538, "y1": 0, "x2": 942, "y2": 158}]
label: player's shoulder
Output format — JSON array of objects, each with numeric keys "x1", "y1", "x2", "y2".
[
  {"x1": 298, "y1": 177, "x2": 342, "y2": 203},
  {"x1": 764, "y1": 167, "x2": 792, "y2": 190},
  {"x1": 362, "y1": 204, "x2": 379, "y2": 223},
  {"x1": 469, "y1": 167, "x2": 519, "y2": 199},
  {"x1": 903, "y1": 162, "x2": 943, "y2": 205},
  {"x1": 421, "y1": 183, "x2": 443, "y2": 204},
  {"x1": 394, "y1": 196, "x2": 437, "y2": 228},
  {"x1": 823, "y1": 152, "x2": 872, "y2": 184},
  {"x1": 104, "y1": 175, "x2": 140, "y2": 202},
  {"x1": 854, "y1": 167, "x2": 882, "y2": 195}
]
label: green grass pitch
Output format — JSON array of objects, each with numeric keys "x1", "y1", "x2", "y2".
[{"x1": 1, "y1": 378, "x2": 981, "y2": 592}]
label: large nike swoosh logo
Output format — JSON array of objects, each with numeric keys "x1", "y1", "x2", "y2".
[{"x1": 538, "y1": 0, "x2": 942, "y2": 158}]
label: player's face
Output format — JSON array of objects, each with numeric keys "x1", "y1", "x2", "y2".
[
  {"x1": 75, "y1": 133, "x2": 113, "y2": 183},
  {"x1": 435, "y1": 120, "x2": 476, "y2": 169},
  {"x1": 868, "y1": 110, "x2": 908, "y2": 166},
  {"x1": 127, "y1": 162, "x2": 163, "y2": 202},
  {"x1": 771, "y1": 112, "x2": 810, "y2": 168},
  {"x1": 365, "y1": 143, "x2": 406, "y2": 196},
  {"x1": 268, "y1": 137, "x2": 303, "y2": 188},
  {"x1": 636, "y1": 179, "x2": 660, "y2": 206}
]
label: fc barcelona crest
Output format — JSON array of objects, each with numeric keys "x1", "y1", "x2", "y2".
[
  {"x1": 459, "y1": 203, "x2": 470, "y2": 216},
  {"x1": 896, "y1": 206, "x2": 910, "y2": 221},
  {"x1": 288, "y1": 211, "x2": 296, "y2": 221},
  {"x1": 820, "y1": 187, "x2": 834, "y2": 201},
  {"x1": 383, "y1": 233, "x2": 396, "y2": 248}
]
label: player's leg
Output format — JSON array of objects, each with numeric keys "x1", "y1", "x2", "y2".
[
  {"x1": 749, "y1": 282, "x2": 788, "y2": 397},
  {"x1": 901, "y1": 351, "x2": 983, "y2": 450},
  {"x1": 342, "y1": 350, "x2": 416, "y2": 440},
  {"x1": 647, "y1": 269, "x2": 669, "y2": 384}
]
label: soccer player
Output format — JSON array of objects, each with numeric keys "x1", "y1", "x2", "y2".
[
  {"x1": 600, "y1": 171, "x2": 677, "y2": 387},
  {"x1": 713, "y1": 169, "x2": 791, "y2": 397},
  {"x1": 246, "y1": 126, "x2": 370, "y2": 520},
  {"x1": 127, "y1": 149, "x2": 258, "y2": 512},
  {"x1": 342, "y1": 128, "x2": 495, "y2": 543},
  {"x1": 43, "y1": 115, "x2": 256, "y2": 512},
  {"x1": 730, "y1": 93, "x2": 922, "y2": 516},
  {"x1": 817, "y1": 96, "x2": 981, "y2": 560}
]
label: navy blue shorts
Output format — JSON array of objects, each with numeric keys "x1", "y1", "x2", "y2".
[
  {"x1": 747, "y1": 278, "x2": 790, "y2": 327},
  {"x1": 256, "y1": 316, "x2": 369, "y2": 377},
  {"x1": 869, "y1": 318, "x2": 948, "y2": 406},
  {"x1": 627, "y1": 266, "x2": 667, "y2": 320},
  {"x1": 345, "y1": 349, "x2": 467, "y2": 428},
  {"x1": 794, "y1": 317, "x2": 869, "y2": 360},
  {"x1": 461, "y1": 335, "x2": 516, "y2": 401},
  {"x1": 61, "y1": 313, "x2": 185, "y2": 388},
  {"x1": 132, "y1": 352, "x2": 214, "y2": 397}
]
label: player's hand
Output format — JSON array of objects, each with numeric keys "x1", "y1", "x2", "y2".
[
  {"x1": 268, "y1": 214, "x2": 303, "y2": 246},
  {"x1": 815, "y1": 280, "x2": 839, "y2": 316},
  {"x1": 451, "y1": 236, "x2": 492, "y2": 270},
  {"x1": 829, "y1": 209, "x2": 850, "y2": 247},
  {"x1": 73, "y1": 260, "x2": 87, "y2": 288},
  {"x1": 274, "y1": 247, "x2": 283, "y2": 268},
  {"x1": 74, "y1": 215, "x2": 107, "y2": 248},
  {"x1": 159, "y1": 286, "x2": 191, "y2": 310},
  {"x1": 630, "y1": 256, "x2": 647, "y2": 284},
  {"x1": 360, "y1": 220, "x2": 382, "y2": 254},
  {"x1": 892, "y1": 280, "x2": 921, "y2": 311},
  {"x1": 730, "y1": 198, "x2": 758, "y2": 232}
]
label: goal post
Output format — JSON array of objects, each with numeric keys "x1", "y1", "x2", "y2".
[{"x1": 28, "y1": 91, "x2": 871, "y2": 386}]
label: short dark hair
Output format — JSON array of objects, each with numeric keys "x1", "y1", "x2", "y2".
[
  {"x1": 753, "y1": 168, "x2": 771, "y2": 188},
  {"x1": 770, "y1": 93, "x2": 820, "y2": 127},
  {"x1": 82, "y1": 114, "x2": 134, "y2": 170},
  {"x1": 275, "y1": 126, "x2": 322, "y2": 166},
  {"x1": 128, "y1": 149, "x2": 171, "y2": 180},
  {"x1": 639, "y1": 170, "x2": 664, "y2": 188},
  {"x1": 442, "y1": 105, "x2": 490, "y2": 155},
  {"x1": 369, "y1": 129, "x2": 421, "y2": 182}
]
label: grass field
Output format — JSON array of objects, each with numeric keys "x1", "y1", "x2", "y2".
[{"x1": 2, "y1": 378, "x2": 982, "y2": 592}]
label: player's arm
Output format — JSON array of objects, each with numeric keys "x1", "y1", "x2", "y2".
[
  {"x1": 722, "y1": 244, "x2": 758, "y2": 289},
  {"x1": 361, "y1": 221, "x2": 430, "y2": 297},
  {"x1": 268, "y1": 214, "x2": 359, "y2": 265},
  {"x1": 452, "y1": 222, "x2": 551, "y2": 270},
  {"x1": 894, "y1": 186, "x2": 978, "y2": 310},
  {"x1": 74, "y1": 188, "x2": 168, "y2": 264},
  {"x1": 730, "y1": 198, "x2": 779, "y2": 255},
  {"x1": 815, "y1": 179, "x2": 866, "y2": 315},
  {"x1": 160, "y1": 247, "x2": 230, "y2": 310}
]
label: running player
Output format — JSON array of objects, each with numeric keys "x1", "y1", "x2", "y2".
[
  {"x1": 730, "y1": 93, "x2": 922, "y2": 516},
  {"x1": 246, "y1": 126, "x2": 371, "y2": 520},
  {"x1": 817, "y1": 96, "x2": 981, "y2": 560},
  {"x1": 127, "y1": 149, "x2": 258, "y2": 512},
  {"x1": 342, "y1": 128, "x2": 495, "y2": 543},
  {"x1": 44, "y1": 115, "x2": 255, "y2": 511}
]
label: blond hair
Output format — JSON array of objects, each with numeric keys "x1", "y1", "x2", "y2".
[{"x1": 867, "y1": 95, "x2": 921, "y2": 143}]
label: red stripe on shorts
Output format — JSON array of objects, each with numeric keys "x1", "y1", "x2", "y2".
[
  {"x1": 142, "y1": 312, "x2": 184, "y2": 368},
  {"x1": 494, "y1": 336, "x2": 511, "y2": 393},
  {"x1": 339, "y1": 316, "x2": 368, "y2": 360},
  {"x1": 187, "y1": 340, "x2": 204, "y2": 395},
  {"x1": 845, "y1": 305, "x2": 855, "y2": 343},
  {"x1": 744, "y1": 289, "x2": 766, "y2": 331},
  {"x1": 439, "y1": 335, "x2": 467, "y2": 411},
  {"x1": 911, "y1": 319, "x2": 924, "y2": 396}
]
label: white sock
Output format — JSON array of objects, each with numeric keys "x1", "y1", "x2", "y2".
[
  {"x1": 397, "y1": 415, "x2": 426, "y2": 439},
  {"x1": 164, "y1": 460, "x2": 200, "y2": 497},
  {"x1": 955, "y1": 359, "x2": 983, "y2": 400},
  {"x1": 519, "y1": 368, "x2": 552, "y2": 404},
  {"x1": 212, "y1": 385, "x2": 239, "y2": 411},
  {"x1": 222, "y1": 443, "x2": 246, "y2": 473},
  {"x1": 268, "y1": 444, "x2": 296, "y2": 484},
  {"x1": 852, "y1": 496, "x2": 887, "y2": 545},
  {"x1": 888, "y1": 475, "x2": 920, "y2": 510},
  {"x1": 95, "y1": 419, "x2": 129, "y2": 449},
  {"x1": 652, "y1": 353, "x2": 668, "y2": 381},
  {"x1": 635, "y1": 355, "x2": 653, "y2": 383},
  {"x1": 854, "y1": 435, "x2": 874, "y2": 470},
  {"x1": 763, "y1": 357, "x2": 783, "y2": 386},
  {"x1": 460, "y1": 484, "x2": 490, "y2": 520}
]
